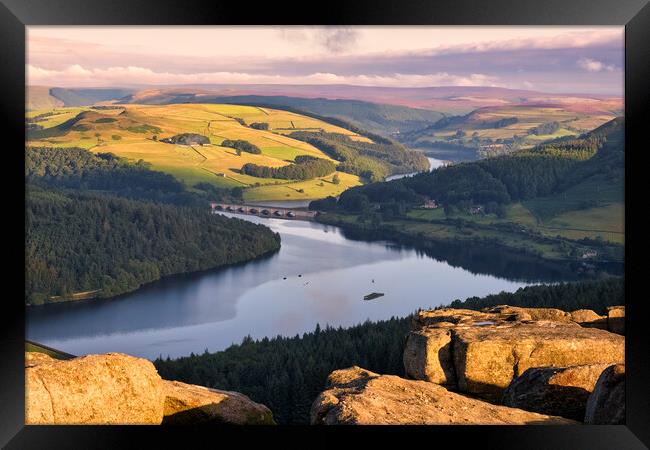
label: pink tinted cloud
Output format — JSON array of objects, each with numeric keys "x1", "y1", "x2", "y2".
[
  {"x1": 577, "y1": 57, "x2": 615, "y2": 72},
  {"x1": 27, "y1": 64, "x2": 502, "y2": 88}
]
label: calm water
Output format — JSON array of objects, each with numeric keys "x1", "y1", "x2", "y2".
[
  {"x1": 385, "y1": 156, "x2": 446, "y2": 181},
  {"x1": 26, "y1": 212, "x2": 619, "y2": 360}
]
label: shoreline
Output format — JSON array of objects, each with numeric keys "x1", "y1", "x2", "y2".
[
  {"x1": 26, "y1": 245, "x2": 281, "y2": 309},
  {"x1": 314, "y1": 212, "x2": 624, "y2": 265}
]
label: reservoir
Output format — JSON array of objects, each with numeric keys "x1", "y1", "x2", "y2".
[
  {"x1": 385, "y1": 156, "x2": 447, "y2": 181},
  {"x1": 26, "y1": 211, "x2": 619, "y2": 360}
]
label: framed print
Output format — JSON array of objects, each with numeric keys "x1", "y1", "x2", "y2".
[{"x1": 2, "y1": 0, "x2": 649, "y2": 447}]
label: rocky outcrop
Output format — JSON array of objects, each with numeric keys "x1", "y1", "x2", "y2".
[
  {"x1": 162, "y1": 380, "x2": 275, "y2": 425},
  {"x1": 25, "y1": 351, "x2": 59, "y2": 368},
  {"x1": 570, "y1": 309, "x2": 608, "y2": 329},
  {"x1": 501, "y1": 364, "x2": 610, "y2": 420},
  {"x1": 25, "y1": 352, "x2": 275, "y2": 425},
  {"x1": 484, "y1": 305, "x2": 573, "y2": 323},
  {"x1": 403, "y1": 326, "x2": 455, "y2": 387},
  {"x1": 584, "y1": 364, "x2": 625, "y2": 424},
  {"x1": 310, "y1": 367, "x2": 576, "y2": 425},
  {"x1": 607, "y1": 306, "x2": 625, "y2": 335},
  {"x1": 26, "y1": 352, "x2": 165, "y2": 425},
  {"x1": 404, "y1": 308, "x2": 625, "y2": 401}
]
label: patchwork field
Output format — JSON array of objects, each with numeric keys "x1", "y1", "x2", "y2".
[
  {"x1": 26, "y1": 104, "x2": 365, "y2": 200},
  {"x1": 408, "y1": 105, "x2": 619, "y2": 151}
]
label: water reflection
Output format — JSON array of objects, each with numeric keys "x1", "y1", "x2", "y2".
[
  {"x1": 338, "y1": 227, "x2": 623, "y2": 283},
  {"x1": 27, "y1": 214, "x2": 621, "y2": 359}
]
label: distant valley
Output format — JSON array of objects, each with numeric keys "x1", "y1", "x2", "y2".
[{"x1": 28, "y1": 85, "x2": 621, "y2": 162}]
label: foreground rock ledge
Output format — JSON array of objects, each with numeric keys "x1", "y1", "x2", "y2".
[
  {"x1": 162, "y1": 380, "x2": 275, "y2": 425},
  {"x1": 584, "y1": 364, "x2": 625, "y2": 424},
  {"x1": 26, "y1": 352, "x2": 276, "y2": 425},
  {"x1": 607, "y1": 306, "x2": 625, "y2": 335},
  {"x1": 404, "y1": 307, "x2": 624, "y2": 401},
  {"x1": 311, "y1": 367, "x2": 576, "y2": 425},
  {"x1": 26, "y1": 352, "x2": 165, "y2": 425},
  {"x1": 502, "y1": 364, "x2": 611, "y2": 421}
]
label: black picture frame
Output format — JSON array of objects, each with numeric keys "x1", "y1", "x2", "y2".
[{"x1": 2, "y1": 0, "x2": 648, "y2": 447}]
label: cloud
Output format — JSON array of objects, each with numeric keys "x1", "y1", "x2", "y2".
[
  {"x1": 316, "y1": 27, "x2": 359, "y2": 53},
  {"x1": 577, "y1": 57, "x2": 616, "y2": 72},
  {"x1": 275, "y1": 26, "x2": 359, "y2": 53},
  {"x1": 425, "y1": 30, "x2": 622, "y2": 57},
  {"x1": 27, "y1": 27, "x2": 623, "y2": 96},
  {"x1": 275, "y1": 28, "x2": 308, "y2": 44},
  {"x1": 27, "y1": 64, "x2": 502, "y2": 88}
]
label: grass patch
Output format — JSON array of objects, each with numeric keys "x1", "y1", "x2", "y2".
[
  {"x1": 524, "y1": 177, "x2": 623, "y2": 222},
  {"x1": 244, "y1": 172, "x2": 361, "y2": 201},
  {"x1": 27, "y1": 103, "x2": 371, "y2": 200}
]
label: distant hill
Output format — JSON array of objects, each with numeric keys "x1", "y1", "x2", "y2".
[
  {"x1": 49, "y1": 88, "x2": 135, "y2": 107},
  {"x1": 523, "y1": 117, "x2": 624, "y2": 221},
  {"x1": 117, "y1": 91, "x2": 444, "y2": 137},
  {"x1": 115, "y1": 86, "x2": 621, "y2": 159},
  {"x1": 28, "y1": 84, "x2": 622, "y2": 114},
  {"x1": 327, "y1": 117, "x2": 624, "y2": 246},
  {"x1": 351, "y1": 116, "x2": 623, "y2": 209},
  {"x1": 26, "y1": 87, "x2": 135, "y2": 110},
  {"x1": 25, "y1": 103, "x2": 428, "y2": 202},
  {"x1": 28, "y1": 84, "x2": 623, "y2": 164},
  {"x1": 131, "y1": 84, "x2": 621, "y2": 115},
  {"x1": 401, "y1": 104, "x2": 621, "y2": 161},
  {"x1": 26, "y1": 86, "x2": 64, "y2": 110}
]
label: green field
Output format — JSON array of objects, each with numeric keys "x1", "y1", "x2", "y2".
[
  {"x1": 535, "y1": 203, "x2": 624, "y2": 244},
  {"x1": 242, "y1": 172, "x2": 360, "y2": 202},
  {"x1": 408, "y1": 105, "x2": 618, "y2": 152},
  {"x1": 406, "y1": 200, "x2": 624, "y2": 245},
  {"x1": 26, "y1": 104, "x2": 364, "y2": 201}
]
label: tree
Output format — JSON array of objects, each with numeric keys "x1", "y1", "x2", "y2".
[
  {"x1": 220, "y1": 139, "x2": 261, "y2": 154},
  {"x1": 332, "y1": 173, "x2": 340, "y2": 185},
  {"x1": 338, "y1": 192, "x2": 370, "y2": 212},
  {"x1": 241, "y1": 159, "x2": 336, "y2": 181},
  {"x1": 250, "y1": 122, "x2": 269, "y2": 130},
  {"x1": 370, "y1": 213, "x2": 382, "y2": 228},
  {"x1": 308, "y1": 196, "x2": 337, "y2": 211}
]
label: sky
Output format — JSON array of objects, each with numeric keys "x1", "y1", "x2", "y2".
[{"x1": 27, "y1": 26, "x2": 624, "y2": 95}]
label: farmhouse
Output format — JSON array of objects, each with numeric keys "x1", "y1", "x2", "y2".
[
  {"x1": 581, "y1": 250, "x2": 598, "y2": 259},
  {"x1": 422, "y1": 198, "x2": 439, "y2": 209},
  {"x1": 480, "y1": 143, "x2": 505, "y2": 151}
]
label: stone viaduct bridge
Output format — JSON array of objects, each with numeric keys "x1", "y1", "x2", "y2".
[{"x1": 210, "y1": 202, "x2": 318, "y2": 220}]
